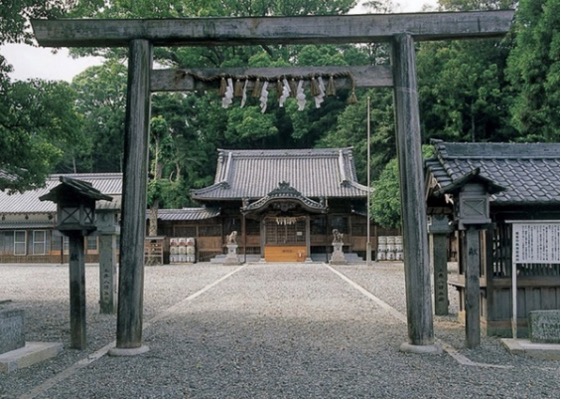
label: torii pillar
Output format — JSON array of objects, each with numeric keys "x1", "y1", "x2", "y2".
[
  {"x1": 109, "y1": 40, "x2": 153, "y2": 356},
  {"x1": 392, "y1": 34, "x2": 440, "y2": 353}
]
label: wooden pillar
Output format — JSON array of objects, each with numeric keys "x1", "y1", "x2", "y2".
[
  {"x1": 112, "y1": 39, "x2": 152, "y2": 355},
  {"x1": 463, "y1": 227, "x2": 481, "y2": 348},
  {"x1": 428, "y1": 215, "x2": 451, "y2": 316},
  {"x1": 242, "y1": 213, "x2": 247, "y2": 263},
  {"x1": 305, "y1": 216, "x2": 311, "y2": 261},
  {"x1": 431, "y1": 233, "x2": 449, "y2": 316},
  {"x1": 68, "y1": 235, "x2": 86, "y2": 349},
  {"x1": 98, "y1": 234, "x2": 117, "y2": 314},
  {"x1": 391, "y1": 34, "x2": 438, "y2": 353}
]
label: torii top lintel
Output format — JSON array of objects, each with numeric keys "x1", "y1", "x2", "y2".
[{"x1": 31, "y1": 10, "x2": 514, "y2": 48}]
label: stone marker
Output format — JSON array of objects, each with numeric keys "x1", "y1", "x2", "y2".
[
  {"x1": 529, "y1": 310, "x2": 560, "y2": 344},
  {"x1": 0, "y1": 309, "x2": 25, "y2": 355}
]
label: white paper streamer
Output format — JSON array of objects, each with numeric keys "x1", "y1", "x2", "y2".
[
  {"x1": 221, "y1": 77, "x2": 234, "y2": 108},
  {"x1": 314, "y1": 76, "x2": 326, "y2": 108},
  {"x1": 259, "y1": 81, "x2": 269, "y2": 113},
  {"x1": 296, "y1": 80, "x2": 306, "y2": 111},
  {"x1": 240, "y1": 79, "x2": 248, "y2": 108},
  {"x1": 279, "y1": 78, "x2": 291, "y2": 107}
]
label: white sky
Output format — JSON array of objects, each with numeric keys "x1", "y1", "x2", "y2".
[{"x1": 1, "y1": 0, "x2": 437, "y2": 82}]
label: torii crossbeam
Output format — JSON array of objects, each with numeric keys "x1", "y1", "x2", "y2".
[{"x1": 32, "y1": 10, "x2": 514, "y2": 355}]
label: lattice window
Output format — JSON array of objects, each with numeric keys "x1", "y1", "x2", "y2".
[
  {"x1": 14, "y1": 231, "x2": 26, "y2": 256},
  {"x1": 32, "y1": 230, "x2": 47, "y2": 255},
  {"x1": 265, "y1": 217, "x2": 306, "y2": 245}
]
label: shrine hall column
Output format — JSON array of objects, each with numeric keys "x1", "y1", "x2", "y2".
[
  {"x1": 109, "y1": 39, "x2": 152, "y2": 356},
  {"x1": 391, "y1": 34, "x2": 440, "y2": 354}
]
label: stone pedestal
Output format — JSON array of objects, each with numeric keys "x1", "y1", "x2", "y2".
[
  {"x1": 330, "y1": 242, "x2": 347, "y2": 265},
  {"x1": 224, "y1": 244, "x2": 240, "y2": 265},
  {"x1": 0, "y1": 309, "x2": 25, "y2": 355}
]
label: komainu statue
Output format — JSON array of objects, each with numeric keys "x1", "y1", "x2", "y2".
[
  {"x1": 332, "y1": 229, "x2": 343, "y2": 243},
  {"x1": 226, "y1": 231, "x2": 238, "y2": 245}
]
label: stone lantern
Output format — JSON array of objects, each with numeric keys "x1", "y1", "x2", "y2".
[{"x1": 40, "y1": 176, "x2": 112, "y2": 349}]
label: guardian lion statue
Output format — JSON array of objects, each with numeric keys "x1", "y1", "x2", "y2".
[
  {"x1": 226, "y1": 231, "x2": 238, "y2": 245},
  {"x1": 332, "y1": 229, "x2": 343, "y2": 243}
]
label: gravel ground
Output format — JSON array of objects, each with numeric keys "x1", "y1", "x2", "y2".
[{"x1": 0, "y1": 262, "x2": 560, "y2": 399}]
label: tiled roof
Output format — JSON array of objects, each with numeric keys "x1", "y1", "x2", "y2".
[
  {"x1": 425, "y1": 141, "x2": 560, "y2": 206},
  {"x1": 153, "y1": 207, "x2": 220, "y2": 221},
  {"x1": 0, "y1": 173, "x2": 123, "y2": 214},
  {"x1": 191, "y1": 148, "x2": 369, "y2": 201}
]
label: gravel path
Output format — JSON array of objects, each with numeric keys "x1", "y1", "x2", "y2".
[{"x1": 0, "y1": 262, "x2": 559, "y2": 399}]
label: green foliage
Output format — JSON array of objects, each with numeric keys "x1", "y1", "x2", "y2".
[
  {"x1": 0, "y1": 80, "x2": 82, "y2": 192},
  {"x1": 417, "y1": 39, "x2": 515, "y2": 143},
  {"x1": 369, "y1": 146, "x2": 433, "y2": 229},
  {"x1": 505, "y1": 0, "x2": 559, "y2": 142},
  {"x1": 369, "y1": 157, "x2": 401, "y2": 229},
  {"x1": 70, "y1": 60, "x2": 128, "y2": 172}
]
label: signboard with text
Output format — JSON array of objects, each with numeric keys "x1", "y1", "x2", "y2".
[{"x1": 511, "y1": 221, "x2": 560, "y2": 264}]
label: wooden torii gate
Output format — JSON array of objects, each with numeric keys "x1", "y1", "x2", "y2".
[{"x1": 32, "y1": 10, "x2": 514, "y2": 355}]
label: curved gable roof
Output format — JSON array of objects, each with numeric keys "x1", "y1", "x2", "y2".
[{"x1": 192, "y1": 148, "x2": 369, "y2": 201}]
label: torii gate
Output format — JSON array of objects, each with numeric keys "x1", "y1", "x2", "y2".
[{"x1": 32, "y1": 10, "x2": 514, "y2": 355}]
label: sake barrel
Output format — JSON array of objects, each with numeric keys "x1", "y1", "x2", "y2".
[
  {"x1": 377, "y1": 236, "x2": 388, "y2": 253},
  {"x1": 395, "y1": 251, "x2": 404, "y2": 261},
  {"x1": 186, "y1": 245, "x2": 195, "y2": 255},
  {"x1": 186, "y1": 237, "x2": 195, "y2": 246},
  {"x1": 394, "y1": 236, "x2": 403, "y2": 253},
  {"x1": 386, "y1": 236, "x2": 396, "y2": 252},
  {"x1": 170, "y1": 238, "x2": 178, "y2": 246},
  {"x1": 377, "y1": 251, "x2": 387, "y2": 261},
  {"x1": 170, "y1": 246, "x2": 178, "y2": 255},
  {"x1": 178, "y1": 245, "x2": 187, "y2": 255},
  {"x1": 386, "y1": 251, "x2": 396, "y2": 260}
]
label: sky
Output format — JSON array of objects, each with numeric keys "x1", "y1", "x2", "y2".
[{"x1": 1, "y1": 0, "x2": 438, "y2": 82}]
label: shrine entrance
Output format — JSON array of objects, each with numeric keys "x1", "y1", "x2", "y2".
[
  {"x1": 264, "y1": 216, "x2": 307, "y2": 262},
  {"x1": 31, "y1": 10, "x2": 514, "y2": 354}
]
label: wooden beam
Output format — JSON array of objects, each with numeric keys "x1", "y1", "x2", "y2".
[
  {"x1": 151, "y1": 65, "x2": 393, "y2": 92},
  {"x1": 31, "y1": 10, "x2": 514, "y2": 48}
]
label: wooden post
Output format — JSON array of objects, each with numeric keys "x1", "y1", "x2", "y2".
[
  {"x1": 431, "y1": 233, "x2": 449, "y2": 316},
  {"x1": 463, "y1": 227, "x2": 481, "y2": 348},
  {"x1": 391, "y1": 34, "x2": 439, "y2": 353},
  {"x1": 241, "y1": 213, "x2": 247, "y2": 263},
  {"x1": 428, "y1": 215, "x2": 451, "y2": 316},
  {"x1": 98, "y1": 234, "x2": 117, "y2": 314},
  {"x1": 68, "y1": 235, "x2": 86, "y2": 349},
  {"x1": 112, "y1": 39, "x2": 152, "y2": 355}
]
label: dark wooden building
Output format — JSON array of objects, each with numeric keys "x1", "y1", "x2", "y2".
[
  {"x1": 178, "y1": 148, "x2": 380, "y2": 262},
  {"x1": 425, "y1": 140, "x2": 560, "y2": 337}
]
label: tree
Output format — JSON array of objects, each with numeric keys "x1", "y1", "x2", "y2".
[
  {"x1": 0, "y1": 1, "x2": 80, "y2": 191},
  {"x1": 370, "y1": 146, "x2": 434, "y2": 229},
  {"x1": 70, "y1": 60, "x2": 129, "y2": 172},
  {"x1": 505, "y1": 0, "x2": 559, "y2": 142},
  {"x1": 0, "y1": 80, "x2": 82, "y2": 192}
]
